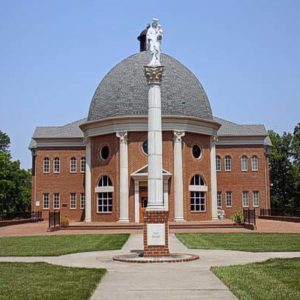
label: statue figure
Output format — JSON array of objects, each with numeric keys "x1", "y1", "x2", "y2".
[{"x1": 146, "y1": 18, "x2": 163, "y2": 66}]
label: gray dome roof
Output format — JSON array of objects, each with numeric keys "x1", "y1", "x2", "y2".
[{"x1": 88, "y1": 51, "x2": 213, "y2": 121}]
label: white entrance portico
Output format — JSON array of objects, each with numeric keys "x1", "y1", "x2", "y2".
[{"x1": 131, "y1": 165, "x2": 171, "y2": 223}]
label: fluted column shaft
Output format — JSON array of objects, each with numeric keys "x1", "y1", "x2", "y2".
[
  {"x1": 173, "y1": 131, "x2": 185, "y2": 221},
  {"x1": 210, "y1": 136, "x2": 218, "y2": 219},
  {"x1": 116, "y1": 131, "x2": 129, "y2": 222},
  {"x1": 85, "y1": 138, "x2": 92, "y2": 222},
  {"x1": 144, "y1": 65, "x2": 164, "y2": 210}
]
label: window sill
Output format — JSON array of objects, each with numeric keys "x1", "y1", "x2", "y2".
[{"x1": 96, "y1": 212, "x2": 113, "y2": 214}]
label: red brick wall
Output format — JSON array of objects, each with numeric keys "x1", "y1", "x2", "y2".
[
  {"x1": 31, "y1": 147, "x2": 85, "y2": 221},
  {"x1": 182, "y1": 133, "x2": 212, "y2": 221},
  {"x1": 31, "y1": 134, "x2": 271, "y2": 223},
  {"x1": 216, "y1": 145, "x2": 270, "y2": 218},
  {"x1": 91, "y1": 134, "x2": 119, "y2": 222}
]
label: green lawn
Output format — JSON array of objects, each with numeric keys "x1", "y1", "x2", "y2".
[
  {"x1": 176, "y1": 233, "x2": 300, "y2": 252},
  {"x1": 0, "y1": 234, "x2": 129, "y2": 256},
  {"x1": 212, "y1": 258, "x2": 300, "y2": 300},
  {"x1": 0, "y1": 262, "x2": 105, "y2": 300}
]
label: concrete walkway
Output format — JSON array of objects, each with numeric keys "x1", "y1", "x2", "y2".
[{"x1": 1, "y1": 234, "x2": 300, "y2": 299}]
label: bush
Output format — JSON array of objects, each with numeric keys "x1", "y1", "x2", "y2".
[
  {"x1": 232, "y1": 211, "x2": 244, "y2": 224},
  {"x1": 60, "y1": 216, "x2": 69, "y2": 227}
]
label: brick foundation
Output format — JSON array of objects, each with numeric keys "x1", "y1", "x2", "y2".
[{"x1": 143, "y1": 210, "x2": 169, "y2": 257}]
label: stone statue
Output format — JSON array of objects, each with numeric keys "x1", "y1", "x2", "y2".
[{"x1": 146, "y1": 18, "x2": 163, "y2": 66}]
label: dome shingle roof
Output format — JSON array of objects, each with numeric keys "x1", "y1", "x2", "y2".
[{"x1": 88, "y1": 51, "x2": 213, "y2": 121}]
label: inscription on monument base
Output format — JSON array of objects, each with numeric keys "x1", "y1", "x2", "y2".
[{"x1": 147, "y1": 223, "x2": 165, "y2": 246}]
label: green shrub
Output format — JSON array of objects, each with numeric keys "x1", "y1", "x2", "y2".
[{"x1": 232, "y1": 211, "x2": 244, "y2": 224}]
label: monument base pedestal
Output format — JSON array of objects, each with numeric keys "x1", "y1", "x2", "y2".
[{"x1": 143, "y1": 210, "x2": 169, "y2": 257}]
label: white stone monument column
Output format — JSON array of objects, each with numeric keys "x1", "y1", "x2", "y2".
[
  {"x1": 173, "y1": 130, "x2": 185, "y2": 221},
  {"x1": 85, "y1": 138, "x2": 92, "y2": 222},
  {"x1": 145, "y1": 66, "x2": 164, "y2": 210},
  {"x1": 210, "y1": 136, "x2": 218, "y2": 220},
  {"x1": 134, "y1": 180, "x2": 139, "y2": 223},
  {"x1": 116, "y1": 131, "x2": 129, "y2": 222}
]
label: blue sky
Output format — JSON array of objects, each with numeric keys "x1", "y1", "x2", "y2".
[{"x1": 0, "y1": 0, "x2": 299, "y2": 169}]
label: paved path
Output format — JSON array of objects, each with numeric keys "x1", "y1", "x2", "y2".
[{"x1": 1, "y1": 234, "x2": 300, "y2": 299}]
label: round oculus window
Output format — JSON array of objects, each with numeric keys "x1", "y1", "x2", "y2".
[
  {"x1": 192, "y1": 145, "x2": 202, "y2": 159},
  {"x1": 100, "y1": 145, "x2": 110, "y2": 161},
  {"x1": 142, "y1": 140, "x2": 148, "y2": 155}
]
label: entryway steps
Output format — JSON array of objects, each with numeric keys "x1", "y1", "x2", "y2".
[{"x1": 63, "y1": 221, "x2": 244, "y2": 231}]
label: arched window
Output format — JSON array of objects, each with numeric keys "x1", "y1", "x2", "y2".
[
  {"x1": 189, "y1": 175, "x2": 207, "y2": 212},
  {"x1": 80, "y1": 157, "x2": 86, "y2": 173},
  {"x1": 97, "y1": 175, "x2": 113, "y2": 213},
  {"x1": 190, "y1": 174, "x2": 205, "y2": 186},
  {"x1": 53, "y1": 157, "x2": 60, "y2": 173},
  {"x1": 70, "y1": 157, "x2": 77, "y2": 173},
  {"x1": 251, "y1": 155, "x2": 258, "y2": 171},
  {"x1": 99, "y1": 175, "x2": 112, "y2": 187},
  {"x1": 224, "y1": 156, "x2": 232, "y2": 171},
  {"x1": 241, "y1": 155, "x2": 248, "y2": 171},
  {"x1": 43, "y1": 157, "x2": 50, "y2": 173},
  {"x1": 216, "y1": 156, "x2": 221, "y2": 171}
]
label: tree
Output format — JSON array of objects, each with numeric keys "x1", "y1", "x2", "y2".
[
  {"x1": 268, "y1": 125, "x2": 300, "y2": 213},
  {"x1": 268, "y1": 130, "x2": 295, "y2": 210},
  {"x1": 0, "y1": 130, "x2": 10, "y2": 154},
  {"x1": 0, "y1": 131, "x2": 31, "y2": 219},
  {"x1": 292, "y1": 122, "x2": 300, "y2": 164}
]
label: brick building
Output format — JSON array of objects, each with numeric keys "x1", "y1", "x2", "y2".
[{"x1": 29, "y1": 30, "x2": 271, "y2": 222}]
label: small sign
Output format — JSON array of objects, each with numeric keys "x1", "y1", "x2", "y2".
[
  {"x1": 147, "y1": 223, "x2": 165, "y2": 246},
  {"x1": 35, "y1": 201, "x2": 40, "y2": 207}
]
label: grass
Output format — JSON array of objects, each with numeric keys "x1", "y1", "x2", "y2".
[
  {"x1": 212, "y1": 258, "x2": 300, "y2": 300},
  {"x1": 0, "y1": 262, "x2": 105, "y2": 300},
  {"x1": 0, "y1": 234, "x2": 129, "y2": 256},
  {"x1": 176, "y1": 233, "x2": 300, "y2": 252}
]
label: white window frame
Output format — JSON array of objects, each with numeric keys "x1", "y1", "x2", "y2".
[
  {"x1": 70, "y1": 157, "x2": 77, "y2": 173},
  {"x1": 252, "y1": 156, "x2": 258, "y2": 171},
  {"x1": 43, "y1": 157, "x2": 50, "y2": 173},
  {"x1": 80, "y1": 157, "x2": 86, "y2": 173},
  {"x1": 224, "y1": 156, "x2": 232, "y2": 171},
  {"x1": 226, "y1": 192, "x2": 233, "y2": 207},
  {"x1": 80, "y1": 193, "x2": 85, "y2": 209},
  {"x1": 53, "y1": 193, "x2": 60, "y2": 209},
  {"x1": 242, "y1": 191, "x2": 249, "y2": 207},
  {"x1": 70, "y1": 193, "x2": 77, "y2": 209},
  {"x1": 253, "y1": 191, "x2": 259, "y2": 207},
  {"x1": 216, "y1": 156, "x2": 221, "y2": 171},
  {"x1": 241, "y1": 155, "x2": 248, "y2": 171},
  {"x1": 190, "y1": 191, "x2": 206, "y2": 212},
  {"x1": 97, "y1": 192, "x2": 113, "y2": 213},
  {"x1": 43, "y1": 193, "x2": 49, "y2": 209},
  {"x1": 53, "y1": 157, "x2": 60, "y2": 173},
  {"x1": 217, "y1": 192, "x2": 222, "y2": 209},
  {"x1": 96, "y1": 175, "x2": 113, "y2": 213}
]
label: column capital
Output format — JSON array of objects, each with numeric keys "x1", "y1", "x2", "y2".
[
  {"x1": 116, "y1": 131, "x2": 128, "y2": 144},
  {"x1": 144, "y1": 65, "x2": 164, "y2": 85},
  {"x1": 173, "y1": 130, "x2": 185, "y2": 143},
  {"x1": 83, "y1": 137, "x2": 90, "y2": 146}
]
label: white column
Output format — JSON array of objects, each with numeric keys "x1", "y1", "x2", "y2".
[
  {"x1": 85, "y1": 138, "x2": 92, "y2": 222},
  {"x1": 210, "y1": 136, "x2": 218, "y2": 220},
  {"x1": 163, "y1": 179, "x2": 169, "y2": 211},
  {"x1": 116, "y1": 131, "x2": 129, "y2": 222},
  {"x1": 146, "y1": 71, "x2": 164, "y2": 209},
  {"x1": 173, "y1": 131, "x2": 185, "y2": 221},
  {"x1": 134, "y1": 180, "x2": 139, "y2": 223}
]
